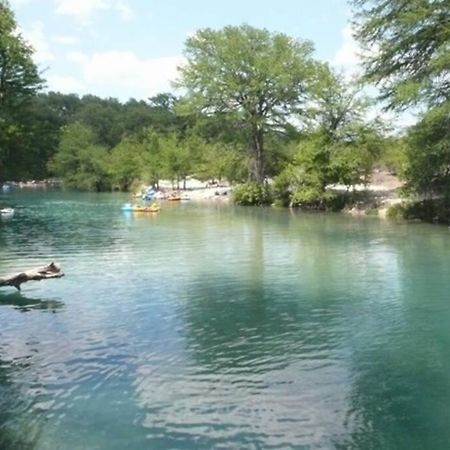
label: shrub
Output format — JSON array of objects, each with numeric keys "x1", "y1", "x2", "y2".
[
  {"x1": 272, "y1": 171, "x2": 292, "y2": 207},
  {"x1": 232, "y1": 182, "x2": 273, "y2": 206},
  {"x1": 386, "y1": 203, "x2": 407, "y2": 220},
  {"x1": 405, "y1": 199, "x2": 450, "y2": 224},
  {"x1": 290, "y1": 187, "x2": 346, "y2": 211},
  {"x1": 365, "y1": 207, "x2": 379, "y2": 216}
]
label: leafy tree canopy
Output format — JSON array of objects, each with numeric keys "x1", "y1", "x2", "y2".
[
  {"x1": 404, "y1": 102, "x2": 450, "y2": 197},
  {"x1": 0, "y1": 1, "x2": 43, "y2": 180},
  {"x1": 0, "y1": 1, "x2": 42, "y2": 109},
  {"x1": 353, "y1": 0, "x2": 450, "y2": 108},
  {"x1": 177, "y1": 24, "x2": 317, "y2": 182}
]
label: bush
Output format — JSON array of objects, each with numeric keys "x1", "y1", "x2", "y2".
[
  {"x1": 406, "y1": 199, "x2": 450, "y2": 223},
  {"x1": 272, "y1": 171, "x2": 292, "y2": 207},
  {"x1": 290, "y1": 187, "x2": 347, "y2": 211},
  {"x1": 386, "y1": 200, "x2": 450, "y2": 223},
  {"x1": 365, "y1": 207, "x2": 379, "y2": 216},
  {"x1": 232, "y1": 182, "x2": 273, "y2": 206},
  {"x1": 386, "y1": 203, "x2": 407, "y2": 220}
]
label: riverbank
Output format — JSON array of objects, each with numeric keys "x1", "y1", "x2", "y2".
[
  {"x1": 137, "y1": 178, "x2": 232, "y2": 203},
  {"x1": 342, "y1": 170, "x2": 403, "y2": 218},
  {"x1": 140, "y1": 171, "x2": 405, "y2": 211}
]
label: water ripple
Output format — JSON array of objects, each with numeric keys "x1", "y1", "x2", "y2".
[{"x1": 0, "y1": 192, "x2": 450, "y2": 448}]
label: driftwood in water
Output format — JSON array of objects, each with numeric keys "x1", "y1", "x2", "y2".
[{"x1": 0, "y1": 262, "x2": 64, "y2": 291}]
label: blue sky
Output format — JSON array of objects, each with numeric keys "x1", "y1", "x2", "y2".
[{"x1": 10, "y1": 0, "x2": 357, "y2": 101}]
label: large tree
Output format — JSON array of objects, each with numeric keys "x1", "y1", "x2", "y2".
[
  {"x1": 274, "y1": 66, "x2": 385, "y2": 207},
  {"x1": 353, "y1": 0, "x2": 450, "y2": 109},
  {"x1": 176, "y1": 24, "x2": 316, "y2": 182},
  {"x1": 0, "y1": 1, "x2": 43, "y2": 180}
]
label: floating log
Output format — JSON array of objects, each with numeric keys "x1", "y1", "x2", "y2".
[{"x1": 0, "y1": 262, "x2": 64, "y2": 291}]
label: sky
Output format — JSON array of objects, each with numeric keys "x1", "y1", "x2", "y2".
[{"x1": 10, "y1": 0, "x2": 358, "y2": 102}]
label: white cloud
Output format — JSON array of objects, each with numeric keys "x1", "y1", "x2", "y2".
[
  {"x1": 53, "y1": 0, "x2": 134, "y2": 22},
  {"x1": 66, "y1": 51, "x2": 88, "y2": 63},
  {"x1": 53, "y1": 35, "x2": 80, "y2": 46},
  {"x1": 58, "y1": 50, "x2": 183, "y2": 100},
  {"x1": 9, "y1": 0, "x2": 34, "y2": 7},
  {"x1": 46, "y1": 74, "x2": 87, "y2": 93},
  {"x1": 114, "y1": 0, "x2": 134, "y2": 21},
  {"x1": 331, "y1": 24, "x2": 360, "y2": 75},
  {"x1": 21, "y1": 22, "x2": 55, "y2": 64}
]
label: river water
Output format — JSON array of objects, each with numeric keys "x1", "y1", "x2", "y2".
[{"x1": 0, "y1": 190, "x2": 450, "y2": 449}]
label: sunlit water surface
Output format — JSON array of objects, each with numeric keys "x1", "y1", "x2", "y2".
[{"x1": 1, "y1": 190, "x2": 450, "y2": 449}]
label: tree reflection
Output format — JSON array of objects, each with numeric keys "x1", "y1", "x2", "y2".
[
  {"x1": 0, "y1": 293, "x2": 63, "y2": 448},
  {"x1": 333, "y1": 235, "x2": 450, "y2": 449},
  {"x1": 0, "y1": 356, "x2": 43, "y2": 450}
]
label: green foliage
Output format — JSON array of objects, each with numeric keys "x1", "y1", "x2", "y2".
[
  {"x1": 403, "y1": 102, "x2": 450, "y2": 197},
  {"x1": 274, "y1": 127, "x2": 382, "y2": 208},
  {"x1": 195, "y1": 142, "x2": 248, "y2": 184},
  {"x1": 271, "y1": 66, "x2": 385, "y2": 208},
  {"x1": 72, "y1": 96, "x2": 124, "y2": 148},
  {"x1": 353, "y1": 0, "x2": 450, "y2": 108},
  {"x1": 386, "y1": 200, "x2": 450, "y2": 224},
  {"x1": 0, "y1": 1, "x2": 43, "y2": 181},
  {"x1": 377, "y1": 137, "x2": 407, "y2": 175},
  {"x1": 386, "y1": 203, "x2": 408, "y2": 220},
  {"x1": 406, "y1": 200, "x2": 450, "y2": 224},
  {"x1": 232, "y1": 183, "x2": 273, "y2": 206},
  {"x1": 307, "y1": 64, "x2": 371, "y2": 136},
  {"x1": 365, "y1": 207, "x2": 379, "y2": 216},
  {"x1": 291, "y1": 186, "x2": 338, "y2": 209},
  {"x1": 109, "y1": 137, "x2": 145, "y2": 191},
  {"x1": 0, "y1": 9, "x2": 416, "y2": 207},
  {"x1": 158, "y1": 132, "x2": 190, "y2": 188},
  {"x1": 140, "y1": 130, "x2": 164, "y2": 188},
  {"x1": 0, "y1": 2, "x2": 42, "y2": 106},
  {"x1": 177, "y1": 24, "x2": 316, "y2": 182},
  {"x1": 49, "y1": 123, "x2": 111, "y2": 191}
]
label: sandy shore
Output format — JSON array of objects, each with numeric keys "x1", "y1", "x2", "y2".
[
  {"x1": 341, "y1": 170, "x2": 403, "y2": 217},
  {"x1": 139, "y1": 171, "x2": 404, "y2": 213},
  {"x1": 138, "y1": 178, "x2": 232, "y2": 202}
]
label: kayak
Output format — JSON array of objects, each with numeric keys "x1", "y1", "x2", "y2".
[
  {"x1": 122, "y1": 203, "x2": 160, "y2": 213},
  {"x1": 133, "y1": 205, "x2": 160, "y2": 213}
]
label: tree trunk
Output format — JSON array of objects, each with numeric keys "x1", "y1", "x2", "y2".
[
  {"x1": 0, "y1": 262, "x2": 64, "y2": 291},
  {"x1": 251, "y1": 126, "x2": 265, "y2": 183}
]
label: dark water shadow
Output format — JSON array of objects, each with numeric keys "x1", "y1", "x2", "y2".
[
  {"x1": 0, "y1": 348, "x2": 44, "y2": 450},
  {"x1": 0, "y1": 364, "x2": 44, "y2": 450},
  {"x1": 0, "y1": 291, "x2": 64, "y2": 313}
]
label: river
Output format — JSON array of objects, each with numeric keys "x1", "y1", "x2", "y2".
[{"x1": 0, "y1": 190, "x2": 449, "y2": 449}]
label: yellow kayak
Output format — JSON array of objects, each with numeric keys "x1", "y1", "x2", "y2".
[{"x1": 133, "y1": 204, "x2": 160, "y2": 213}]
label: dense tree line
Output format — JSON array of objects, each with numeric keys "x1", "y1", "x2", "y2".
[
  {"x1": 1, "y1": 0, "x2": 449, "y2": 214},
  {"x1": 353, "y1": 0, "x2": 450, "y2": 220}
]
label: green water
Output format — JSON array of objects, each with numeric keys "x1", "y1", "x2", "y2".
[{"x1": 1, "y1": 190, "x2": 450, "y2": 449}]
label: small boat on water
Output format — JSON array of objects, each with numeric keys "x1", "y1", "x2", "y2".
[
  {"x1": 122, "y1": 203, "x2": 160, "y2": 213},
  {"x1": 0, "y1": 207, "x2": 14, "y2": 217},
  {"x1": 167, "y1": 192, "x2": 181, "y2": 201},
  {"x1": 134, "y1": 204, "x2": 161, "y2": 213}
]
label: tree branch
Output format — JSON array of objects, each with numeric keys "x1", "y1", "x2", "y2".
[{"x1": 0, "y1": 262, "x2": 64, "y2": 291}]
